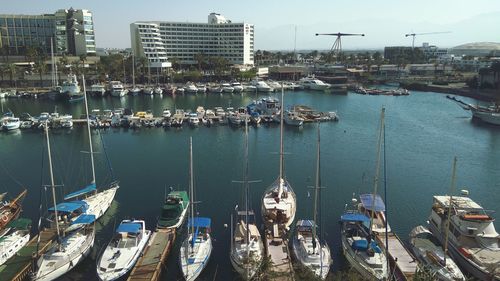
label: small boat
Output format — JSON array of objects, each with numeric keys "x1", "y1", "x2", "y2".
[
  {"x1": 0, "y1": 190, "x2": 27, "y2": 237},
  {"x1": 409, "y1": 225, "x2": 465, "y2": 281},
  {"x1": 172, "y1": 109, "x2": 185, "y2": 127},
  {"x1": 88, "y1": 83, "x2": 106, "y2": 97},
  {"x1": 196, "y1": 84, "x2": 207, "y2": 93},
  {"x1": 109, "y1": 81, "x2": 128, "y2": 97},
  {"x1": 196, "y1": 106, "x2": 206, "y2": 119},
  {"x1": 222, "y1": 83, "x2": 234, "y2": 93},
  {"x1": 176, "y1": 87, "x2": 185, "y2": 94},
  {"x1": 1, "y1": 116, "x2": 21, "y2": 131},
  {"x1": 284, "y1": 109, "x2": 304, "y2": 126},
  {"x1": 142, "y1": 87, "x2": 154, "y2": 96},
  {"x1": 129, "y1": 87, "x2": 141, "y2": 96},
  {"x1": 299, "y1": 76, "x2": 331, "y2": 91},
  {"x1": 0, "y1": 218, "x2": 31, "y2": 266},
  {"x1": 162, "y1": 109, "x2": 172, "y2": 119},
  {"x1": 96, "y1": 220, "x2": 151, "y2": 281},
  {"x1": 157, "y1": 191, "x2": 190, "y2": 229},
  {"x1": 179, "y1": 138, "x2": 212, "y2": 281},
  {"x1": 251, "y1": 80, "x2": 273, "y2": 92},
  {"x1": 184, "y1": 84, "x2": 198, "y2": 94},
  {"x1": 154, "y1": 86, "x2": 163, "y2": 95},
  {"x1": 208, "y1": 86, "x2": 223, "y2": 94},
  {"x1": 243, "y1": 85, "x2": 257, "y2": 92},
  {"x1": 231, "y1": 82, "x2": 244, "y2": 92},
  {"x1": 188, "y1": 113, "x2": 200, "y2": 126}
]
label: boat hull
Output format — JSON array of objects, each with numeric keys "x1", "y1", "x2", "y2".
[
  {"x1": 472, "y1": 110, "x2": 500, "y2": 125},
  {"x1": 179, "y1": 234, "x2": 212, "y2": 281},
  {"x1": 83, "y1": 185, "x2": 119, "y2": 220},
  {"x1": 341, "y1": 237, "x2": 386, "y2": 281}
]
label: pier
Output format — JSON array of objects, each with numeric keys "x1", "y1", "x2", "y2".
[
  {"x1": 263, "y1": 224, "x2": 295, "y2": 281},
  {"x1": 377, "y1": 232, "x2": 418, "y2": 281},
  {"x1": 127, "y1": 228, "x2": 176, "y2": 281},
  {"x1": 0, "y1": 229, "x2": 57, "y2": 281}
]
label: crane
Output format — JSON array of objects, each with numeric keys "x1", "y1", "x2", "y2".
[
  {"x1": 405, "y1": 31, "x2": 451, "y2": 49},
  {"x1": 315, "y1": 32, "x2": 365, "y2": 61}
]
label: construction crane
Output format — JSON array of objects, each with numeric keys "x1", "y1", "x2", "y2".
[
  {"x1": 405, "y1": 31, "x2": 451, "y2": 49},
  {"x1": 315, "y1": 32, "x2": 365, "y2": 60}
]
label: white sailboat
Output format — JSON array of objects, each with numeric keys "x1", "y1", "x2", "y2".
[
  {"x1": 179, "y1": 137, "x2": 213, "y2": 281},
  {"x1": 96, "y1": 219, "x2": 151, "y2": 281},
  {"x1": 63, "y1": 75, "x2": 119, "y2": 220},
  {"x1": 0, "y1": 218, "x2": 31, "y2": 266},
  {"x1": 230, "y1": 120, "x2": 264, "y2": 280},
  {"x1": 32, "y1": 123, "x2": 96, "y2": 281},
  {"x1": 292, "y1": 124, "x2": 332, "y2": 280},
  {"x1": 261, "y1": 85, "x2": 297, "y2": 230}
]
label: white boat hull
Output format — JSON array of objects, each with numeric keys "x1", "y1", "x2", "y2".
[
  {"x1": 180, "y1": 234, "x2": 212, "y2": 281},
  {"x1": 292, "y1": 235, "x2": 331, "y2": 280},
  {"x1": 0, "y1": 230, "x2": 30, "y2": 266},
  {"x1": 83, "y1": 186, "x2": 119, "y2": 220},
  {"x1": 472, "y1": 110, "x2": 500, "y2": 125}
]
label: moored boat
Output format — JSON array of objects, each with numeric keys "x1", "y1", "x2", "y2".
[
  {"x1": 0, "y1": 218, "x2": 31, "y2": 266},
  {"x1": 157, "y1": 191, "x2": 189, "y2": 229}
]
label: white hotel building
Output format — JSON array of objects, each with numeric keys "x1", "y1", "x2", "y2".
[{"x1": 130, "y1": 13, "x2": 254, "y2": 69}]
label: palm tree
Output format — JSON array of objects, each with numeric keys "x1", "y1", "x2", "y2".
[
  {"x1": 35, "y1": 52, "x2": 47, "y2": 87},
  {"x1": 194, "y1": 53, "x2": 206, "y2": 71},
  {"x1": 6, "y1": 63, "x2": 17, "y2": 87}
]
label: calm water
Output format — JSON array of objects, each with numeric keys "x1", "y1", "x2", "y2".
[{"x1": 1, "y1": 90, "x2": 499, "y2": 281}]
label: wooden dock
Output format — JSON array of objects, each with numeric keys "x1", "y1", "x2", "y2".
[
  {"x1": 263, "y1": 223, "x2": 295, "y2": 281},
  {"x1": 0, "y1": 228, "x2": 57, "y2": 281},
  {"x1": 127, "y1": 228, "x2": 176, "y2": 281},
  {"x1": 377, "y1": 232, "x2": 418, "y2": 281}
]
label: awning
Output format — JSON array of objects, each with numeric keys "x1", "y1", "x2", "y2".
[
  {"x1": 71, "y1": 214, "x2": 95, "y2": 225},
  {"x1": 360, "y1": 194, "x2": 386, "y2": 212},
  {"x1": 117, "y1": 222, "x2": 142, "y2": 234},
  {"x1": 188, "y1": 217, "x2": 211, "y2": 228},
  {"x1": 48, "y1": 201, "x2": 88, "y2": 213},
  {"x1": 341, "y1": 213, "x2": 370, "y2": 223},
  {"x1": 296, "y1": 219, "x2": 316, "y2": 230},
  {"x1": 64, "y1": 183, "x2": 96, "y2": 200}
]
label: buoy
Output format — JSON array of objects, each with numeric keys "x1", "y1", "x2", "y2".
[{"x1": 460, "y1": 189, "x2": 469, "y2": 196}]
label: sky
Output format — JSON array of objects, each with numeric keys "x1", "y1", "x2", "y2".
[{"x1": 2, "y1": 0, "x2": 500, "y2": 51}]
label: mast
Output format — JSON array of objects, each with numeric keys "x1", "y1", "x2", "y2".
[
  {"x1": 132, "y1": 53, "x2": 135, "y2": 88},
  {"x1": 278, "y1": 83, "x2": 285, "y2": 194},
  {"x1": 189, "y1": 137, "x2": 194, "y2": 252},
  {"x1": 244, "y1": 117, "x2": 250, "y2": 280},
  {"x1": 313, "y1": 123, "x2": 320, "y2": 254},
  {"x1": 50, "y1": 38, "x2": 55, "y2": 88},
  {"x1": 444, "y1": 156, "x2": 457, "y2": 265},
  {"x1": 369, "y1": 108, "x2": 385, "y2": 234},
  {"x1": 82, "y1": 75, "x2": 96, "y2": 184},
  {"x1": 44, "y1": 123, "x2": 61, "y2": 239}
]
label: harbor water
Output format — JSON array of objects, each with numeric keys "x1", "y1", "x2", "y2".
[{"x1": 1, "y1": 90, "x2": 499, "y2": 280}]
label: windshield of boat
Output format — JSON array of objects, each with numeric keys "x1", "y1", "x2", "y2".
[
  {"x1": 161, "y1": 207, "x2": 181, "y2": 219},
  {"x1": 114, "y1": 233, "x2": 139, "y2": 248}
]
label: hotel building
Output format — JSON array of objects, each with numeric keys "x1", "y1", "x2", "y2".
[
  {"x1": 0, "y1": 8, "x2": 96, "y2": 56},
  {"x1": 130, "y1": 13, "x2": 254, "y2": 69}
]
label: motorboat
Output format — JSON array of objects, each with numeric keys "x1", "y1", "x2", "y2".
[
  {"x1": 243, "y1": 85, "x2": 257, "y2": 92},
  {"x1": 61, "y1": 73, "x2": 82, "y2": 98},
  {"x1": 157, "y1": 191, "x2": 189, "y2": 229},
  {"x1": 162, "y1": 109, "x2": 172, "y2": 119},
  {"x1": 129, "y1": 87, "x2": 141, "y2": 96},
  {"x1": 88, "y1": 83, "x2": 106, "y2": 97},
  {"x1": 109, "y1": 81, "x2": 128, "y2": 97},
  {"x1": 409, "y1": 225, "x2": 465, "y2": 281},
  {"x1": 154, "y1": 86, "x2": 163, "y2": 95},
  {"x1": 299, "y1": 76, "x2": 331, "y2": 91},
  {"x1": 231, "y1": 82, "x2": 244, "y2": 92},
  {"x1": 254, "y1": 97, "x2": 281, "y2": 116},
  {"x1": 471, "y1": 107, "x2": 500, "y2": 125},
  {"x1": 251, "y1": 80, "x2": 273, "y2": 92},
  {"x1": 284, "y1": 109, "x2": 304, "y2": 126},
  {"x1": 0, "y1": 218, "x2": 31, "y2": 266},
  {"x1": 172, "y1": 110, "x2": 185, "y2": 127},
  {"x1": 142, "y1": 87, "x2": 154, "y2": 96},
  {"x1": 1, "y1": 116, "x2": 20, "y2": 131},
  {"x1": 208, "y1": 85, "x2": 223, "y2": 94},
  {"x1": 184, "y1": 84, "x2": 198, "y2": 94},
  {"x1": 196, "y1": 84, "x2": 207, "y2": 93},
  {"x1": 222, "y1": 83, "x2": 234, "y2": 93},
  {"x1": 96, "y1": 220, "x2": 151, "y2": 281},
  {"x1": 428, "y1": 195, "x2": 500, "y2": 280},
  {"x1": 196, "y1": 106, "x2": 206, "y2": 119},
  {"x1": 188, "y1": 113, "x2": 200, "y2": 126},
  {"x1": 267, "y1": 80, "x2": 282, "y2": 91}
]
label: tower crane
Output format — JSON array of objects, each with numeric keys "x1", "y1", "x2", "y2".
[
  {"x1": 405, "y1": 31, "x2": 451, "y2": 49},
  {"x1": 315, "y1": 32, "x2": 365, "y2": 60}
]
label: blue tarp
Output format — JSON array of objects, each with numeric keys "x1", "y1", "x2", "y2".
[
  {"x1": 352, "y1": 239, "x2": 368, "y2": 251},
  {"x1": 64, "y1": 183, "x2": 97, "y2": 200},
  {"x1": 360, "y1": 194, "x2": 386, "y2": 212},
  {"x1": 48, "y1": 201, "x2": 88, "y2": 213},
  {"x1": 188, "y1": 217, "x2": 211, "y2": 228},
  {"x1": 71, "y1": 214, "x2": 96, "y2": 225},
  {"x1": 341, "y1": 213, "x2": 371, "y2": 223},
  {"x1": 117, "y1": 222, "x2": 142, "y2": 234}
]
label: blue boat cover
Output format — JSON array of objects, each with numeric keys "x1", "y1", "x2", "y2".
[
  {"x1": 188, "y1": 217, "x2": 211, "y2": 228},
  {"x1": 71, "y1": 214, "x2": 96, "y2": 225},
  {"x1": 117, "y1": 222, "x2": 142, "y2": 234},
  {"x1": 341, "y1": 213, "x2": 371, "y2": 223},
  {"x1": 64, "y1": 183, "x2": 97, "y2": 200},
  {"x1": 48, "y1": 201, "x2": 88, "y2": 213},
  {"x1": 360, "y1": 194, "x2": 386, "y2": 212},
  {"x1": 352, "y1": 239, "x2": 368, "y2": 251}
]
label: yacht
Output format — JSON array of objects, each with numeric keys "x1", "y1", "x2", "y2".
[
  {"x1": 409, "y1": 225, "x2": 465, "y2": 281},
  {"x1": 267, "y1": 80, "x2": 282, "y2": 91},
  {"x1": 254, "y1": 97, "x2": 281, "y2": 116},
  {"x1": 1, "y1": 116, "x2": 20, "y2": 131},
  {"x1": 251, "y1": 80, "x2": 273, "y2": 92},
  {"x1": 222, "y1": 83, "x2": 235, "y2": 93},
  {"x1": 184, "y1": 84, "x2": 198, "y2": 94},
  {"x1": 470, "y1": 107, "x2": 500, "y2": 125},
  {"x1": 157, "y1": 191, "x2": 189, "y2": 229},
  {"x1": 0, "y1": 218, "x2": 31, "y2": 266},
  {"x1": 61, "y1": 74, "x2": 81, "y2": 97},
  {"x1": 428, "y1": 195, "x2": 500, "y2": 280},
  {"x1": 88, "y1": 83, "x2": 106, "y2": 97},
  {"x1": 299, "y1": 76, "x2": 331, "y2": 91},
  {"x1": 243, "y1": 85, "x2": 257, "y2": 92},
  {"x1": 109, "y1": 81, "x2": 128, "y2": 97},
  {"x1": 96, "y1": 220, "x2": 151, "y2": 281},
  {"x1": 231, "y1": 82, "x2": 244, "y2": 92}
]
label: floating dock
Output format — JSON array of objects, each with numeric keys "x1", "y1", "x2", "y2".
[
  {"x1": 377, "y1": 232, "x2": 418, "y2": 281},
  {"x1": 127, "y1": 228, "x2": 176, "y2": 281},
  {"x1": 0, "y1": 228, "x2": 57, "y2": 281},
  {"x1": 263, "y1": 223, "x2": 295, "y2": 281}
]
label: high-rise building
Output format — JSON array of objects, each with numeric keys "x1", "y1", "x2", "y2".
[
  {"x1": 0, "y1": 8, "x2": 96, "y2": 56},
  {"x1": 130, "y1": 13, "x2": 255, "y2": 69}
]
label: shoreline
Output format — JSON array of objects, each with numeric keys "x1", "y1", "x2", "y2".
[{"x1": 399, "y1": 82, "x2": 498, "y2": 102}]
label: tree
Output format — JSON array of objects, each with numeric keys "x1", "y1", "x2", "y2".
[
  {"x1": 34, "y1": 52, "x2": 47, "y2": 87},
  {"x1": 6, "y1": 63, "x2": 17, "y2": 87},
  {"x1": 194, "y1": 53, "x2": 206, "y2": 71}
]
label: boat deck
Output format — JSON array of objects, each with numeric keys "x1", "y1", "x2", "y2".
[
  {"x1": 0, "y1": 228, "x2": 57, "y2": 281},
  {"x1": 377, "y1": 232, "x2": 418, "y2": 281},
  {"x1": 127, "y1": 228, "x2": 176, "y2": 281},
  {"x1": 263, "y1": 224, "x2": 295, "y2": 281}
]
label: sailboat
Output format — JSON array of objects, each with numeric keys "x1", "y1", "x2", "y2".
[
  {"x1": 0, "y1": 218, "x2": 31, "y2": 266},
  {"x1": 47, "y1": 38, "x2": 62, "y2": 100},
  {"x1": 62, "y1": 75, "x2": 119, "y2": 220},
  {"x1": 291, "y1": 124, "x2": 332, "y2": 280},
  {"x1": 230, "y1": 119, "x2": 264, "y2": 280},
  {"x1": 261, "y1": 84, "x2": 297, "y2": 230},
  {"x1": 32, "y1": 123, "x2": 96, "y2": 281},
  {"x1": 129, "y1": 53, "x2": 141, "y2": 95},
  {"x1": 179, "y1": 137, "x2": 213, "y2": 281}
]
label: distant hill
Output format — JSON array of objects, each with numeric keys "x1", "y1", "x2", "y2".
[{"x1": 450, "y1": 42, "x2": 500, "y2": 56}]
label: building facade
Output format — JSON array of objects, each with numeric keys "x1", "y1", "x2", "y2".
[
  {"x1": 0, "y1": 8, "x2": 96, "y2": 56},
  {"x1": 130, "y1": 13, "x2": 254, "y2": 68}
]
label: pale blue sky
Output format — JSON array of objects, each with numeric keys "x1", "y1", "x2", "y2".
[{"x1": 2, "y1": 0, "x2": 500, "y2": 50}]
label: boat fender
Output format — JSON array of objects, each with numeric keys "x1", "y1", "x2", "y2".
[
  {"x1": 1, "y1": 214, "x2": 8, "y2": 222},
  {"x1": 459, "y1": 247, "x2": 472, "y2": 259}
]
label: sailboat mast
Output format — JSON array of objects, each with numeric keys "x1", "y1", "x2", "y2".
[
  {"x1": 244, "y1": 117, "x2": 250, "y2": 279},
  {"x1": 369, "y1": 108, "x2": 385, "y2": 234},
  {"x1": 132, "y1": 53, "x2": 135, "y2": 88},
  {"x1": 82, "y1": 75, "x2": 96, "y2": 184},
  {"x1": 279, "y1": 84, "x2": 285, "y2": 184},
  {"x1": 313, "y1": 123, "x2": 320, "y2": 253},
  {"x1": 444, "y1": 156, "x2": 457, "y2": 265},
  {"x1": 44, "y1": 123, "x2": 61, "y2": 238},
  {"x1": 50, "y1": 38, "x2": 55, "y2": 88},
  {"x1": 189, "y1": 137, "x2": 194, "y2": 243}
]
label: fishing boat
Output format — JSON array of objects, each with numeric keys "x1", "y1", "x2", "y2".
[
  {"x1": 0, "y1": 190, "x2": 27, "y2": 237},
  {"x1": 291, "y1": 125, "x2": 331, "y2": 280},
  {"x1": 32, "y1": 123, "x2": 96, "y2": 281},
  {"x1": 179, "y1": 137, "x2": 213, "y2": 281},
  {"x1": 0, "y1": 218, "x2": 31, "y2": 266},
  {"x1": 261, "y1": 87, "x2": 296, "y2": 230},
  {"x1": 230, "y1": 120, "x2": 264, "y2": 280},
  {"x1": 157, "y1": 190, "x2": 189, "y2": 229},
  {"x1": 96, "y1": 219, "x2": 151, "y2": 281},
  {"x1": 63, "y1": 76, "x2": 119, "y2": 221},
  {"x1": 409, "y1": 225, "x2": 465, "y2": 281}
]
